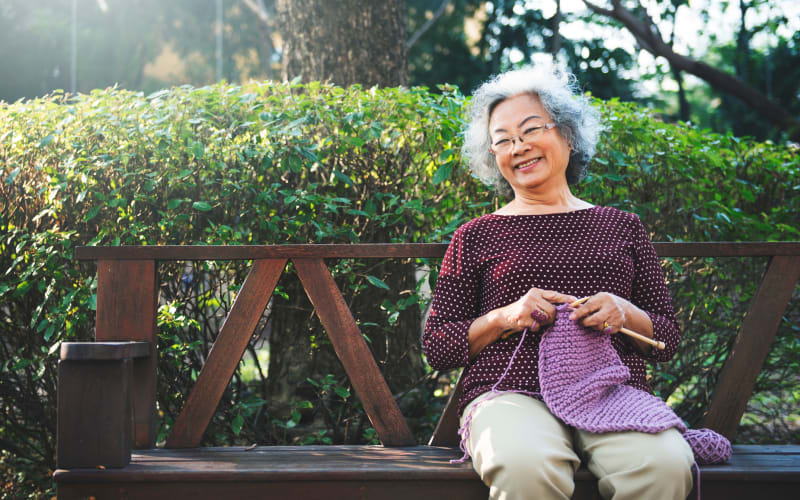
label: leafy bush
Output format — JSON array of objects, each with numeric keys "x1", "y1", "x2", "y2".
[{"x1": 1, "y1": 82, "x2": 797, "y2": 497}]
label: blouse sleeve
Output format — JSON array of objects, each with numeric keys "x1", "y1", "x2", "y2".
[
  {"x1": 628, "y1": 214, "x2": 682, "y2": 362},
  {"x1": 422, "y1": 226, "x2": 481, "y2": 370}
]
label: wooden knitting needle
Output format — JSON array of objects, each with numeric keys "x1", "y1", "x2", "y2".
[{"x1": 568, "y1": 297, "x2": 665, "y2": 350}]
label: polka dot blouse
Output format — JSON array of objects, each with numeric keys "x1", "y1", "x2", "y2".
[{"x1": 422, "y1": 206, "x2": 681, "y2": 415}]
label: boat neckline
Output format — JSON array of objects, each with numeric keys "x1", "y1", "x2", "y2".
[{"x1": 487, "y1": 205, "x2": 598, "y2": 217}]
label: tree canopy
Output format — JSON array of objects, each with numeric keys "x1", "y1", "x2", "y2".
[{"x1": 1, "y1": 1, "x2": 798, "y2": 141}]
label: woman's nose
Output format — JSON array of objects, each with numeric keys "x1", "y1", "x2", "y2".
[{"x1": 511, "y1": 138, "x2": 531, "y2": 155}]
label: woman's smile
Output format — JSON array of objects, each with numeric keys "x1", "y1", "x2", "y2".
[{"x1": 514, "y1": 156, "x2": 543, "y2": 171}]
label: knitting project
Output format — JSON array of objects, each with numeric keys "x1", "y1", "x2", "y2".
[{"x1": 539, "y1": 304, "x2": 731, "y2": 465}]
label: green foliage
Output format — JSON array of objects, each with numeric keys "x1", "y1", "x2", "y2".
[
  {"x1": 0, "y1": 80, "x2": 484, "y2": 496},
  {"x1": 1, "y1": 82, "x2": 798, "y2": 497}
]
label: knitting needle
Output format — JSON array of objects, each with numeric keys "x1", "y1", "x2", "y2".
[{"x1": 569, "y1": 297, "x2": 665, "y2": 350}]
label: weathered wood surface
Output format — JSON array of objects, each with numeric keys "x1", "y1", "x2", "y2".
[
  {"x1": 294, "y1": 258, "x2": 415, "y2": 446},
  {"x1": 166, "y1": 259, "x2": 286, "y2": 448},
  {"x1": 704, "y1": 255, "x2": 800, "y2": 439},
  {"x1": 60, "y1": 341, "x2": 151, "y2": 361},
  {"x1": 54, "y1": 445, "x2": 800, "y2": 500},
  {"x1": 96, "y1": 260, "x2": 159, "y2": 449},
  {"x1": 57, "y1": 359, "x2": 132, "y2": 468},
  {"x1": 75, "y1": 241, "x2": 800, "y2": 261}
]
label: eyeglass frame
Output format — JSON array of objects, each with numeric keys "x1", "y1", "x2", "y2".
[{"x1": 490, "y1": 122, "x2": 557, "y2": 155}]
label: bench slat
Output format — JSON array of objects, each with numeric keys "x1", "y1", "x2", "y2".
[
  {"x1": 74, "y1": 242, "x2": 800, "y2": 260},
  {"x1": 166, "y1": 259, "x2": 287, "y2": 448},
  {"x1": 53, "y1": 445, "x2": 800, "y2": 500},
  {"x1": 294, "y1": 258, "x2": 415, "y2": 446}
]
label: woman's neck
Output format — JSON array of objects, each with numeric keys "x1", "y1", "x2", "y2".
[{"x1": 497, "y1": 187, "x2": 592, "y2": 215}]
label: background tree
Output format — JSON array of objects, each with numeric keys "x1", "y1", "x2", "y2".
[
  {"x1": 406, "y1": 0, "x2": 641, "y2": 101},
  {"x1": 274, "y1": 0, "x2": 408, "y2": 86},
  {"x1": 581, "y1": 0, "x2": 800, "y2": 141},
  {"x1": 406, "y1": 0, "x2": 488, "y2": 93}
]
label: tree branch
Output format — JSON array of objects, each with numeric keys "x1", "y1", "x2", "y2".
[
  {"x1": 241, "y1": 0, "x2": 269, "y2": 26},
  {"x1": 582, "y1": 0, "x2": 800, "y2": 141},
  {"x1": 407, "y1": 0, "x2": 451, "y2": 49}
]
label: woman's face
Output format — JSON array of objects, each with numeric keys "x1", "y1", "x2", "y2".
[{"x1": 488, "y1": 93, "x2": 571, "y2": 195}]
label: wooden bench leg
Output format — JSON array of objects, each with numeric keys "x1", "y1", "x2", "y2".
[{"x1": 57, "y1": 358, "x2": 133, "y2": 468}]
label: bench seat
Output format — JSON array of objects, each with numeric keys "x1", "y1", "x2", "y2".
[{"x1": 54, "y1": 444, "x2": 800, "y2": 499}]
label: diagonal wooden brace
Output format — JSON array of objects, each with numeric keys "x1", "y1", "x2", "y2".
[
  {"x1": 166, "y1": 259, "x2": 286, "y2": 448},
  {"x1": 294, "y1": 258, "x2": 415, "y2": 446},
  {"x1": 704, "y1": 255, "x2": 800, "y2": 439}
]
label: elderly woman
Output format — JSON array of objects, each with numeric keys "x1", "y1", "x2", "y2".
[{"x1": 422, "y1": 62, "x2": 694, "y2": 500}]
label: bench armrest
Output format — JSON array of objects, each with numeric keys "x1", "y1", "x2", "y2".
[{"x1": 57, "y1": 341, "x2": 152, "y2": 469}]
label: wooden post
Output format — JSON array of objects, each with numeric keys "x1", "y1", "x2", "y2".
[
  {"x1": 57, "y1": 342, "x2": 151, "y2": 468},
  {"x1": 57, "y1": 358, "x2": 132, "y2": 468},
  {"x1": 96, "y1": 260, "x2": 159, "y2": 448}
]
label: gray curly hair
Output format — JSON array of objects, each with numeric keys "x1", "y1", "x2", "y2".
[{"x1": 462, "y1": 61, "x2": 603, "y2": 198}]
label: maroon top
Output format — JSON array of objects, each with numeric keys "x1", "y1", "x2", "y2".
[{"x1": 422, "y1": 206, "x2": 681, "y2": 415}]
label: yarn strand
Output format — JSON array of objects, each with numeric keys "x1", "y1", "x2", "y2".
[{"x1": 451, "y1": 328, "x2": 535, "y2": 464}]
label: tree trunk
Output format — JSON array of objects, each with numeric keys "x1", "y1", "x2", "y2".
[
  {"x1": 552, "y1": 0, "x2": 561, "y2": 57},
  {"x1": 275, "y1": 0, "x2": 408, "y2": 87},
  {"x1": 671, "y1": 65, "x2": 690, "y2": 123}
]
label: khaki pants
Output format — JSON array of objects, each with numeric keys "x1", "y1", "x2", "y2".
[{"x1": 461, "y1": 392, "x2": 694, "y2": 500}]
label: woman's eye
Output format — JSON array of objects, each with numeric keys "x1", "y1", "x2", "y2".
[
  {"x1": 494, "y1": 138, "x2": 510, "y2": 146},
  {"x1": 523, "y1": 127, "x2": 540, "y2": 135}
]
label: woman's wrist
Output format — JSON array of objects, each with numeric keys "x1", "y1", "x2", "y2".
[{"x1": 487, "y1": 307, "x2": 509, "y2": 336}]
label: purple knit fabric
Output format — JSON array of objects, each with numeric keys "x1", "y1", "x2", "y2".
[
  {"x1": 539, "y1": 304, "x2": 731, "y2": 464},
  {"x1": 539, "y1": 304, "x2": 686, "y2": 434}
]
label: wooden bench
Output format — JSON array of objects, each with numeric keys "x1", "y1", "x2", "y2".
[{"x1": 54, "y1": 243, "x2": 800, "y2": 499}]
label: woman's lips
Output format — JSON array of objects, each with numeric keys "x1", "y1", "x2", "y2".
[{"x1": 515, "y1": 157, "x2": 543, "y2": 171}]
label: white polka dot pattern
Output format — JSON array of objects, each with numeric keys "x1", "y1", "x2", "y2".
[{"x1": 421, "y1": 206, "x2": 681, "y2": 414}]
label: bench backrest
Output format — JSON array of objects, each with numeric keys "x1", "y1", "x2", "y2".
[{"x1": 75, "y1": 242, "x2": 800, "y2": 449}]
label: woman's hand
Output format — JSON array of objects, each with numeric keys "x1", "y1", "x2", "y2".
[
  {"x1": 467, "y1": 288, "x2": 576, "y2": 359},
  {"x1": 568, "y1": 292, "x2": 656, "y2": 354},
  {"x1": 568, "y1": 292, "x2": 627, "y2": 334},
  {"x1": 497, "y1": 288, "x2": 578, "y2": 336}
]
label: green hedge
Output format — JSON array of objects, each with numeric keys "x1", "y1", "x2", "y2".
[{"x1": 1, "y1": 81, "x2": 798, "y2": 497}]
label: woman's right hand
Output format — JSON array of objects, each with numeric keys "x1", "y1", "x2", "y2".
[
  {"x1": 495, "y1": 288, "x2": 578, "y2": 338},
  {"x1": 468, "y1": 287, "x2": 577, "y2": 359}
]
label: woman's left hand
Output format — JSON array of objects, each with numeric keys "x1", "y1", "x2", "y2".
[{"x1": 568, "y1": 292, "x2": 628, "y2": 335}]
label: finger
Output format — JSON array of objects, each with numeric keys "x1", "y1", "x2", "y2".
[
  {"x1": 540, "y1": 289, "x2": 579, "y2": 305},
  {"x1": 530, "y1": 308, "x2": 548, "y2": 323},
  {"x1": 580, "y1": 308, "x2": 608, "y2": 330},
  {"x1": 569, "y1": 299, "x2": 601, "y2": 321},
  {"x1": 582, "y1": 308, "x2": 624, "y2": 334},
  {"x1": 536, "y1": 300, "x2": 558, "y2": 324}
]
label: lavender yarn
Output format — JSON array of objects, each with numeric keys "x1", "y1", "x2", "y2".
[
  {"x1": 539, "y1": 304, "x2": 731, "y2": 465},
  {"x1": 684, "y1": 429, "x2": 732, "y2": 465}
]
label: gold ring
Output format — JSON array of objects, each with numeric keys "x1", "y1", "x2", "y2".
[{"x1": 603, "y1": 321, "x2": 609, "y2": 329}]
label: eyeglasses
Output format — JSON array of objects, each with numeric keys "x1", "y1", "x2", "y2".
[{"x1": 491, "y1": 123, "x2": 556, "y2": 154}]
